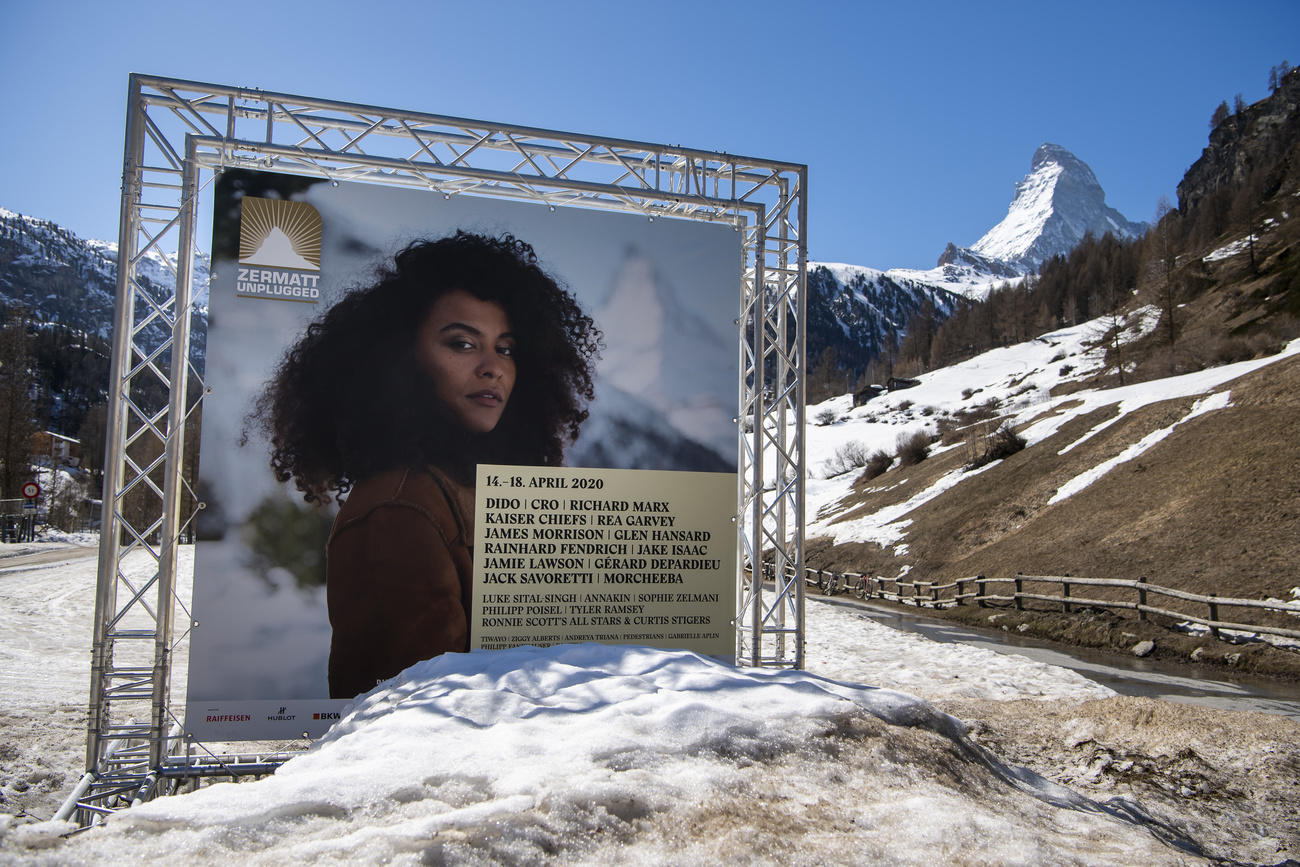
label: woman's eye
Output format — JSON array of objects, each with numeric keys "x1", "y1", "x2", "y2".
[{"x1": 497, "y1": 344, "x2": 515, "y2": 358}]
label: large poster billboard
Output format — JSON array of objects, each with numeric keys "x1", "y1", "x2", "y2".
[{"x1": 187, "y1": 169, "x2": 741, "y2": 739}]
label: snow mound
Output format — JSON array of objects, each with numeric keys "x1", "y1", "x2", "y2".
[{"x1": 11, "y1": 644, "x2": 1192, "y2": 864}]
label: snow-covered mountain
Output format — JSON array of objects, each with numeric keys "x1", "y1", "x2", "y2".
[
  {"x1": 0, "y1": 207, "x2": 209, "y2": 337},
  {"x1": 805, "y1": 144, "x2": 1147, "y2": 375},
  {"x1": 874, "y1": 144, "x2": 1147, "y2": 303},
  {"x1": 970, "y1": 143, "x2": 1147, "y2": 270}
]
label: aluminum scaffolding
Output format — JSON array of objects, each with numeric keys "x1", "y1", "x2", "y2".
[{"x1": 70, "y1": 73, "x2": 807, "y2": 824}]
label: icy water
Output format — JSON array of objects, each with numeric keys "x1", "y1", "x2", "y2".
[{"x1": 820, "y1": 595, "x2": 1300, "y2": 720}]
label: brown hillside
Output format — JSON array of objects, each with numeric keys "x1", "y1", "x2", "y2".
[{"x1": 807, "y1": 350, "x2": 1300, "y2": 652}]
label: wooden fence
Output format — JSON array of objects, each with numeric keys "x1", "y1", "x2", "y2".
[{"x1": 787, "y1": 566, "x2": 1300, "y2": 644}]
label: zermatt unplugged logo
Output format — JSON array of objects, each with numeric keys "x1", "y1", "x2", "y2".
[{"x1": 236, "y1": 196, "x2": 323, "y2": 302}]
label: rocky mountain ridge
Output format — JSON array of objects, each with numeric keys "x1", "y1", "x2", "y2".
[
  {"x1": 804, "y1": 262, "x2": 964, "y2": 380},
  {"x1": 1178, "y1": 67, "x2": 1300, "y2": 213},
  {"x1": 0, "y1": 208, "x2": 210, "y2": 443}
]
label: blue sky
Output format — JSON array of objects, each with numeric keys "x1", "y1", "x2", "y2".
[{"x1": 2, "y1": 0, "x2": 1296, "y2": 270}]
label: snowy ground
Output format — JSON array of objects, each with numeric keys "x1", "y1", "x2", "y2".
[{"x1": 2, "y1": 539, "x2": 1297, "y2": 864}]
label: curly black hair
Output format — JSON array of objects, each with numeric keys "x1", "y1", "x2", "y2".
[{"x1": 250, "y1": 231, "x2": 601, "y2": 504}]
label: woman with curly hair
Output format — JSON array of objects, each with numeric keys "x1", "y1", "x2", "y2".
[{"x1": 252, "y1": 231, "x2": 601, "y2": 697}]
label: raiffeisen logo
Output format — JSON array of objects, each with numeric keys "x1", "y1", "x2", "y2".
[{"x1": 236, "y1": 196, "x2": 323, "y2": 302}]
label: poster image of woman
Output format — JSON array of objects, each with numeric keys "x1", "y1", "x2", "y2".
[{"x1": 247, "y1": 231, "x2": 602, "y2": 697}]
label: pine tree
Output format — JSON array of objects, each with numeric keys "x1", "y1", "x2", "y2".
[
  {"x1": 1211, "y1": 100, "x2": 1230, "y2": 129},
  {"x1": 1152, "y1": 197, "x2": 1181, "y2": 371},
  {"x1": 0, "y1": 317, "x2": 38, "y2": 499}
]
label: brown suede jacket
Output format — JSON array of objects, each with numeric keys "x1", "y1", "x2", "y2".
[{"x1": 326, "y1": 467, "x2": 474, "y2": 698}]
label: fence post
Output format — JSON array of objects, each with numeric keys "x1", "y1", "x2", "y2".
[
  {"x1": 1208, "y1": 595, "x2": 1220, "y2": 639},
  {"x1": 1014, "y1": 574, "x2": 1024, "y2": 611},
  {"x1": 1062, "y1": 579, "x2": 1071, "y2": 614},
  {"x1": 1137, "y1": 575, "x2": 1148, "y2": 622},
  {"x1": 976, "y1": 575, "x2": 986, "y2": 608},
  {"x1": 957, "y1": 578, "x2": 967, "y2": 607}
]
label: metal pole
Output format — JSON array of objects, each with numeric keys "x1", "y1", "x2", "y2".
[
  {"x1": 791, "y1": 171, "x2": 808, "y2": 669},
  {"x1": 147, "y1": 139, "x2": 200, "y2": 768},
  {"x1": 87, "y1": 74, "x2": 146, "y2": 774},
  {"x1": 747, "y1": 210, "x2": 767, "y2": 666},
  {"x1": 775, "y1": 184, "x2": 791, "y2": 664}
]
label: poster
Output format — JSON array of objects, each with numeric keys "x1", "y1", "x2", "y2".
[
  {"x1": 472, "y1": 465, "x2": 736, "y2": 658},
  {"x1": 186, "y1": 169, "x2": 741, "y2": 739}
]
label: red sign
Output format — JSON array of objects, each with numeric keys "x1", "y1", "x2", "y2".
[{"x1": 21, "y1": 481, "x2": 40, "y2": 499}]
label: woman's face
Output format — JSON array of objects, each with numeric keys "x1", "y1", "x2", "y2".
[{"x1": 416, "y1": 289, "x2": 516, "y2": 433}]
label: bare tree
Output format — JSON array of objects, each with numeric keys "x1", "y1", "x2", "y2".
[{"x1": 1100, "y1": 271, "x2": 1128, "y2": 386}]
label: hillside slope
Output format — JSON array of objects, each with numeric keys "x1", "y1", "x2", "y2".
[
  {"x1": 802, "y1": 312, "x2": 1300, "y2": 674},
  {"x1": 811, "y1": 355, "x2": 1298, "y2": 595}
]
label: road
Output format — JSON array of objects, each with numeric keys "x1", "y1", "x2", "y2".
[
  {"x1": 8, "y1": 548, "x2": 1296, "y2": 718},
  {"x1": 815, "y1": 593, "x2": 1300, "y2": 719},
  {"x1": 0, "y1": 544, "x2": 99, "y2": 571}
]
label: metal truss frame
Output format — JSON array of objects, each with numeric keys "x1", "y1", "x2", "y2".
[{"x1": 71, "y1": 73, "x2": 806, "y2": 824}]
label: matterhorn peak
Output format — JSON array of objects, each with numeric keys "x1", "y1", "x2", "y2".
[
  {"x1": 968, "y1": 142, "x2": 1145, "y2": 271},
  {"x1": 1031, "y1": 142, "x2": 1093, "y2": 176}
]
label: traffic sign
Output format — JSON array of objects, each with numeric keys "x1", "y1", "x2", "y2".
[{"x1": 21, "y1": 481, "x2": 40, "y2": 499}]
